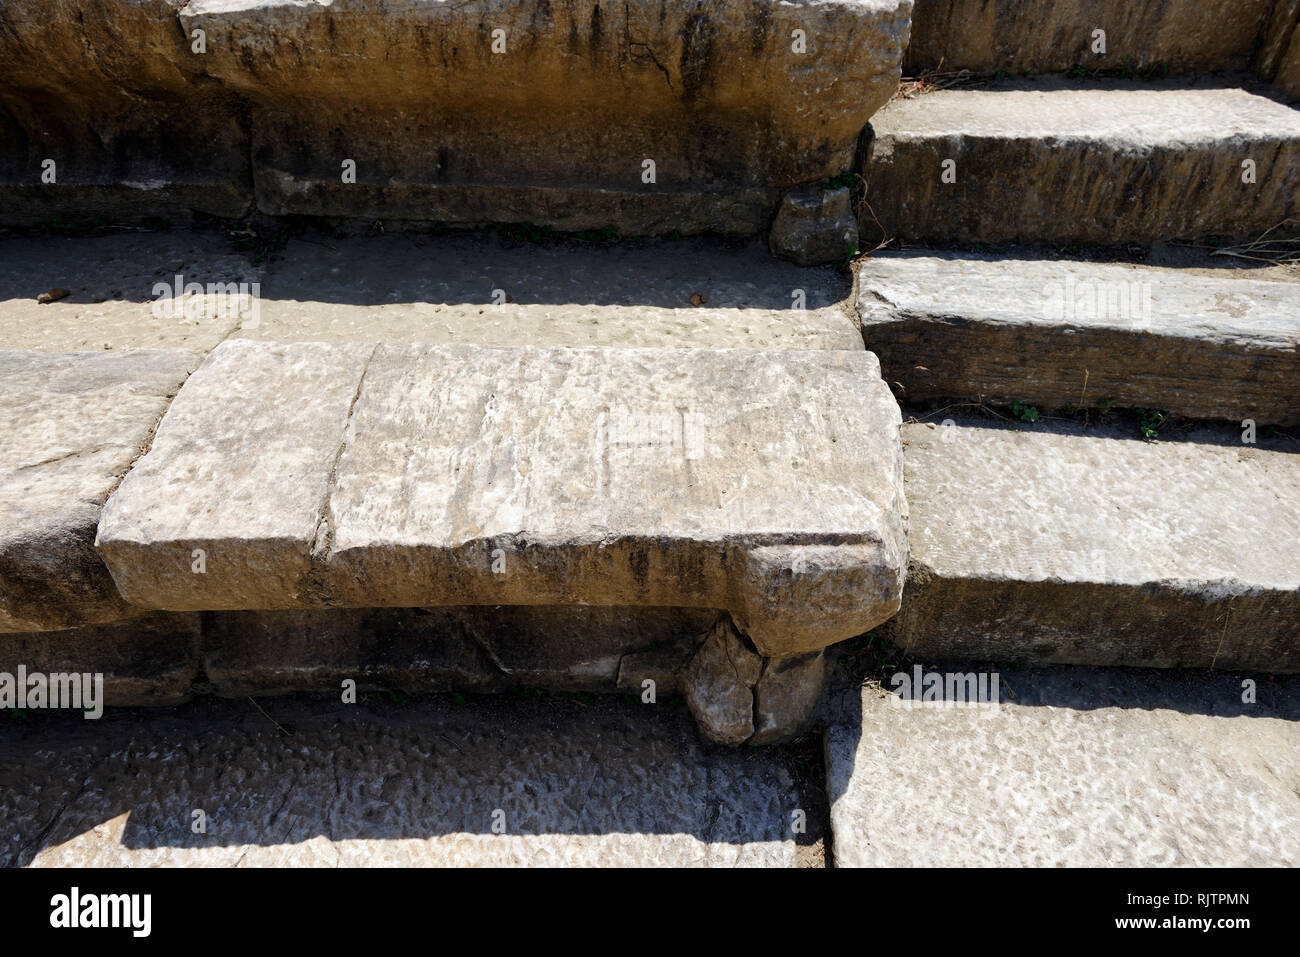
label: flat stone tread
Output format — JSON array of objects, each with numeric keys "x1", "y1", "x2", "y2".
[
  {"x1": 329, "y1": 343, "x2": 894, "y2": 551},
  {"x1": 874, "y1": 83, "x2": 1300, "y2": 142},
  {"x1": 1, "y1": 696, "x2": 808, "y2": 867},
  {"x1": 237, "y1": 235, "x2": 863, "y2": 352},
  {"x1": 858, "y1": 253, "x2": 1300, "y2": 345},
  {"x1": 903, "y1": 421, "x2": 1300, "y2": 590},
  {"x1": 97, "y1": 339, "x2": 373, "y2": 548},
  {"x1": 826, "y1": 669, "x2": 1300, "y2": 867}
]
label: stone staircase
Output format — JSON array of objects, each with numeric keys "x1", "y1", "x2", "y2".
[{"x1": 1, "y1": 0, "x2": 1299, "y2": 865}]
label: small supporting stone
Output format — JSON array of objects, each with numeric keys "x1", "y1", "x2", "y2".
[
  {"x1": 769, "y1": 185, "x2": 860, "y2": 266},
  {"x1": 683, "y1": 618, "x2": 827, "y2": 746}
]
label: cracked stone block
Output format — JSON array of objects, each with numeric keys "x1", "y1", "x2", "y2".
[
  {"x1": 768, "y1": 185, "x2": 860, "y2": 266},
  {"x1": 98, "y1": 340, "x2": 907, "y2": 658},
  {"x1": 202, "y1": 606, "x2": 715, "y2": 696},
  {"x1": 0, "y1": 613, "x2": 201, "y2": 707},
  {"x1": 683, "y1": 619, "x2": 764, "y2": 746},
  {"x1": 1, "y1": 349, "x2": 198, "y2": 632}
]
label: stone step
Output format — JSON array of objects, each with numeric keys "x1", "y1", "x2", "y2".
[
  {"x1": 1, "y1": 694, "x2": 825, "y2": 866},
  {"x1": 863, "y1": 80, "x2": 1300, "y2": 245},
  {"x1": 905, "y1": 0, "x2": 1282, "y2": 76},
  {"x1": 893, "y1": 418, "x2": 1300, "y2": 672},
  {"x1": 0, "y1": 349, "x2": 199, "y2": 633},
  {"x1": 95, "y1": 339, "x2": 907, "y2": 659},
  {"x1": 0, "y1": 0, "x2": 910, "y2": 236},
  {"x1": 857, "y1": 252, "x2": 1300, "y2": 425},
  {"x1": 824, "y1": 666, "x2": 1300, "y2": 866}
]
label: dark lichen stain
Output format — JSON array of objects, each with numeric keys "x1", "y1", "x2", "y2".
[{"x1": 679, "y1": 12, "x2": 717, "y2": 103}]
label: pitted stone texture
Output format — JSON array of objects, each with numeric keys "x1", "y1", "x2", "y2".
[
  {"x1": 894, "y1": 420, "x2": 1300, "y2": 671},
  {"x1": 0, "y1": 350, "x2": 197, "y2": 632},
  {"x1": 241, "y1": 234, "x2": 862, "y2": 352},
  {"x1": 826, "y1": 669, "x2": 1300, "y2": 866},
  {"x1": 178, "y1": 0, "x2": 911, "y2": 233},
  {"x1": 324, "y1": 345, "x2": 906, "y2": 656},
  {"x1": 858, "y1": 253, "x2": 1300, "y2": 424},
  {"x1": 203, "y1": 606, "x2": 715, "y2": 696},
  {"x1": 865, "y1": 82, "x2": 1300, "y2": 245},
  {"x1": 0, "y1": 233, "x2": 262, "y2": 353},
  {"x1": 769, "y1": 186, "x2": 859, "y2": 266},
  {"x1": 907, "y1": 0, "x2": 1275, "y2": 74},
  {"x1": 96, "y1": 340, "x2": 374, "y2": 610},
  {"x1": 2, "y1": 696, "x2": 812, "y2": 867},
  {"x1": 0, "y1": 613, "x2": 201, "y2": 707},
  {"x1": 683, "y1": 619, "x2": 764, "y2": 746}
]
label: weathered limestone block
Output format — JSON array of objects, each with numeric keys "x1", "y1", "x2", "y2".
[
  {"x1": 826, "y1": 670, "x2": 1300, "y2": 866},
  {"x1": 768, "y1": 185, "x2": 859, "y2": 266},
  {"x1": 907, "y1": 0, "x2": 1276, "y2": 74},
  {"x1": 97, "y1": 340, "x2": 907, "y2": 657},
  {"x1": 683, "y1": 619, "x2": 764, "y2": 746},
  {"x1": 95, "y1": 340, "x2": 375, "y2": 610},
  {"x1": 857, "y1": 253, "x2": 1300, "y2": 425},
  {"x1": 894, "y1": 420, "x2": 1300, "y2": 672},
  {"x1": 683, "y1": 618, "x2": 827, "y2": 745},
  {"x1": 0, "y1": 349, "x2": 198, "y2": 632},
  {"x1": 177, "y1": 0, "x2": 912, "y2": 233},
  {"x1": 0, "y1": 1, "x2": 251, "y2": 224},
  {"x1": 202, "y1": 605, "x2": 715, "y2": 696},
  {"x1": 0, "y1": 613, "x2": 201, "y2": 707},
  {"x1": 863, "y1": 82, "x2": 1300, "y2": 245}
]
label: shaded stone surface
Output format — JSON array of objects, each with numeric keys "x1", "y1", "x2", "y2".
[
  {"x1": 1257, "y1": 0, "x2": 1300, "y2": 101},
  {"x1": 857, "y1": 252, "x2": 1300, "y2": 424},
  {"x1": 864, "y1": 81, "x2": 1300, "y2": 245},
  {"x1": 768, "y1": 185, "x2": 859, "y2": 267},
  {"x1": 203, "y1": 606, "x2": 716, "y2": 696},
  {"x1": 825, "y1": 668, "x2": 1300, "y2": 866},
  {"x1": 752, "y1": 650, "x2": 826, "y2": 745},
  {"x1": 893, "y1": 419, "x2": 1300, "y2": 671},
  {"x1": 239, "y1": 234, "x2": 863, "y2": 352},
  {"x1": 99, "y1": 341, "x2": 907, "y2": 657},
  {"x1": 0, "y1": 0, "x2": 251, "y2": 225},
  {"x1": 0, "y1": 349, "x2": 197, "y2": 632},
  {"x1": 0, "y1": 613, "x2": 200, "y2": 707},
  {"x1": 907, "y1": 0, "x2": 1275, "y2": 74},
  {"x1": 0, "y1": 695, "x2": 817, "y2": 866},
  {"x1": 0, "y1": 232, "x2": 262, "y2": 353}
]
